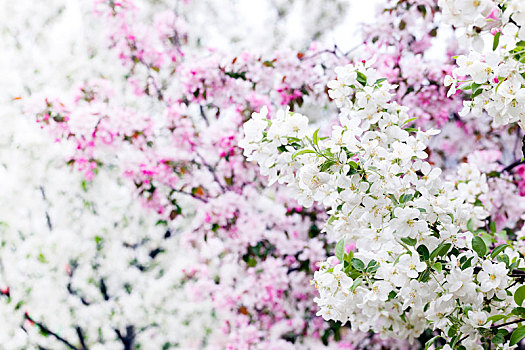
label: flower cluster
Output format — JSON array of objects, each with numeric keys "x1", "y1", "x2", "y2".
[
  {"x1": 360, "y1": 0, "x2": 463, "y2": 129},
  {"x1": 441, "y1": 0, "x2": 525, "y2": 128},
  {"x1": 241, "y1": 63, "x2": 525, "y2": 349},
  {"x1": 0, "y1": 115, "x2": 216, "y2": 349},
  {"x1": 2, "y1": 0, "x2": 419, "y2": 348}
]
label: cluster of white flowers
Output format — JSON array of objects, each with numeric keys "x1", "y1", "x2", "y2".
[
  {"x1": 0, "y1": 112, "x2": 216, "y2": 349},
  {"x1": 240, "y1": 63, "x2": 525, "y2": 349},
  {"x1": 440, "y1": 0, "x2": 525, "y2": 128}
]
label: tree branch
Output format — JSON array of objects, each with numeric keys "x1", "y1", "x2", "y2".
[
  {"x1": 491, "y1": 318, "x2": 525, "y2": 329},
  {"x1": 39, "y1": 186, "x2": 53, "y2": 231},
  {"x1": 100, "y1": 278, "x2": 110, "y2": 301},
  {"x1": 502, "y1": 159, "x2": 525, "y2": 173},
  {"x1": 25, "y1": 313, "x2": 79, "y2": 350},
  {"x1": 115, "y1": 326, "x2": 135, "y2": 350},
  {"x1": 76, "y1": 326, "x2": 88, "y2": 350}
]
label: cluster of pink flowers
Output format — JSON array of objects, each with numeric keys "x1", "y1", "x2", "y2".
[
  {"x1": 20, "y1": 0, "x2": 412, "y2": 348},
  {"x1": 360, "y1": 0, "x2": 461, "y2": 128}
]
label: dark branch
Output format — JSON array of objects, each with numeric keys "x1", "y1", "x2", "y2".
[
  {"x1": 115, "y1": 326, "x2": 135, "y2": 350},
  {"x1": 100, "y1": 278, "x2": 110, "y2": 301},
  {"x1": 76, "y1": 326, "x2": 88, "y2": 350},
  {"x1": 199, "y1": 105, "x2": 210, "y2": 126},
  {"x1": 491, "y1": 318, "x2": 525, "y2": 329},
  {"x1": 25, "y1": 313, "x2": 79, "y2": 350},
  {"x1": 194, "y1": 152, "x2": 227, "y2": 192},
  {"x1": 458, "y1": 334, "x2": 469, "y2": 345},
  {"x1": 39, "y1": 186, "x2": 53, "y2": 231},
  {"x1": 502, "y1": 159, "x2": 525, "y2": 173}
]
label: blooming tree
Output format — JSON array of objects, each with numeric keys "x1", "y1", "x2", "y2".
[
  {"x1": 0, "y1": 0, "x2": 414, "y2": 348},
  {"x1": 240, "y1": 59, "x2": 525, "y2": 348},
  {"x1": 2, "y1": 0, "x2": 525, "y2": 349},
  {"x1": 240, "y1": 1, "x2": 525, "y2": 345}
]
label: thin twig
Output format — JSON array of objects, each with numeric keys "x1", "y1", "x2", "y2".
[
  {"x1": 199, "y1": 105, "x2": 209, "y2": 126},
  {"x1": 458, "y1": 334, "x2": 469, "y2": 344},
  {"x1": 39, "y1": 186, "x2": 53, "y2": 231},
  {"x1": 491, "y1": 318, "x2": 525, "y2": 329},
  {"x1": 25, "y1": 313, "x2": 79, "y2": 350}
]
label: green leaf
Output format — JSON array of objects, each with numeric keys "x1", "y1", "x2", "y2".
[
  {"x1": 225, "y1": 71, "x2": 247, "y2": 80},
  {"x1": 487, "y1": 314, "x2": 506, "y2": 323},
  {"x1": 472, "y1": 236, "x2": 487, "y2": 257},
  {"x1": 374, "y1": 78, "x2": 387, "y2": 85},
  {"x1": 481, "y1": 232, "x2": 494, "y2": 247},
  {"x1": 351, "y1": 258, "x2": 365, "y2": 271},
  {"x1": 467, "y1": 218, "x2": 474, "y2": 232},
  {"x1": 492, "y1": 330, "x2": 506, "y2": 344},
  {"x1": 470, "y1": 82, "x2": 482, "y2": 92},
  {"x1": 389, "y1": 194, "x2": 399, "y2": 205},
  {"x1": 458, "y1": 82, "x2": 473, "y2": 91},
  {"x1": 417, "y1": 4, "x2": 427, "y2": 18},
  {"x1": 319, "y1": 160, "x2": 336, "y2": 173},
  {"x1": 403, "y1": 117, "x2": 418, "y2": 125},
  {"x1": 510, "y1": 326, "x2": 525, "y2": 346},
  {"x1": 418, "y1": 268, "x2": 431, "y2": 282},
  {"x1": 430, "y1": 243, "x2": 452, "y2": 260},
  {"x1": 470, "y1": 86, "x2": 484, "y2": 99},
  {"x1": 387, "y1": 290, "x2": 397, "y2": 300},
  {"x1": 366, "y1": 259, "x2": 378, "y2": 273},
  {"x1": 155, "y1": 219, "x2": 168, "y2": 226},
  {"x1": 432, "y1": 262, "x2": 442, "y2": 273},
  {"x1": 345, "y1": 250, "x2": 354, "y2": 262},
  {"x1": 491, "y1": 244, "x2": 509, "y2": 259},
  {"x1": 401, "y1": 237, "x2": 417, "y2": 246},
  {"x1": 350, "y1": 276, "x2": 363, "y2": 292},
  {"x1": 313, "y1": 128, "x2": 320, "y2": 146},
  {"x1": 514, "y1": 285, "x2": 525, "y2": 306},
  {"x1": 448, "y1": 325, "x2": 458, "y2": 338},
  {"x1": 292, "y1": 149, "x2": 316, "y2": 160},
  {"x1": 417, "y1": 245, "x2": 430, "y2": 261},
  {"x1": 490, "y1": 221, "x2": 497, "y2": 233},
  {"x1": 425, "y1": 336, "x2": 440, "y2": 350},
  {"x1": 277, "y1": 145, "x2": 288, "y2": 153},
  {"x1": 493, "y1": 31, "x2": 501, "y2": 51},
  {"x1": 399, "y1": 193, "x2": 414, "y2": 203},
  {"x1": 460, "y1": 256, "x2": 474, "y2": 270},
  {"x1": 356, "y1": 71, "x2": 367, "y2": 86},
  {"x1": 498, "y1": 253, "x2": 510, "y2": 266},
  {"x1": 486, "y1": 171, "x2": 501, "y2": 178},
  {"x1": 335, "y1": 239, "x2": 345, "y2": 262},
  {"x1": 513, "y1": 307, "x2": 525, "y2": 317}
]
